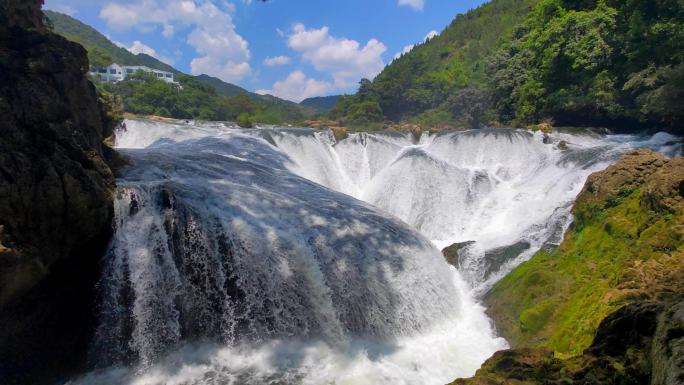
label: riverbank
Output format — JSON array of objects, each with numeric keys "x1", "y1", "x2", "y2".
[{"x1": 452, "y1": 149, "x2": 684, "y2": 384}]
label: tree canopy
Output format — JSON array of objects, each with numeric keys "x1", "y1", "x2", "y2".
[{"x1": 331, "y1": 0, "x2": 684, "y2": 133}]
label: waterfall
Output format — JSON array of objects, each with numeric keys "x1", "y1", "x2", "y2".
[{"x1": 68, "y1": 120, "x2": 680, "y2": 385}]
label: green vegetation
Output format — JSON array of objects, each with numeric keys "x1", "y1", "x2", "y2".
[
  {"x1": 331, "y1": 0, "x2": 536, "y2": 129},
  {"x1": 46, "y1": 10, "x2": 316, "y2": 125},
  {"x1": 96, "y1": 72, "x2": 309, "y2": 126},
  {"x1": 485, "y1": 151, "x2": 684, "y2": 357},
  {"x1": 300, "y1": 95, "x2": 342, "y2": 113},
  {"x1": 45, "y1": 10, "x2": 177, "y2": 73},
  {"x1": 491, "y1": 0, "x2": 684, "y2": 131},
  {"x1": 333, "y1": 0, "x2": 684, "y2": 134},
  {"x1": 329, "y1": 79, "x2": 385, "y2": 130}
]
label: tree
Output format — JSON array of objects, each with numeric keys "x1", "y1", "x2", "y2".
[
  {"x1": 88, "y1": 47, "x2": 113, "y2": 68},
  {"x1": 237, "y1": 112, "x2": 255, "y2": 128},
  {"x1": 357, "y1": 78, "x2": 375, "y2": 102},
  {"x1": 448, "y1": 87, "x2": 492, "y2": 129}
]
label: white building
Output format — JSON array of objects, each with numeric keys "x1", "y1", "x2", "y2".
[{"x1": 90, "y1": 63, "x2": 179, "y2": 86}]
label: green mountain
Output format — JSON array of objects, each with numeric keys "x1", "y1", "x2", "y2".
[
  {"x1": 191, "y1": 74, "x2": 252, "y2": 97},
  {"x1": 44, "y1": 10, "x2": 177, "y2": 73},
  {"x1": 45, "y1": 10, "x2": 315, "y2": 124},
  {"x1": 328, "y1": 0, "x2": 536, "y2": 128},
  {"x1": 300, "y1": 95, "x2": 342, "y2": 113},
  {"x1": 372, "y1": 0, "x2": 537, "y2": 121},
  {"x1": 45, "y1": 11, "x2": 309, "y2": 108},
  {"x1": 334, "y1": 0, "x2": 684, "y2": 134}
]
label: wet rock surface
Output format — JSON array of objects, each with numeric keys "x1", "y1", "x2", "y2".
[
  {"x1": 452, "y1": 300, "x2": 682, "y2": 385},
  {"x1": 443, "y1": 241, "x2": 531, "y2": 287},
  {"x1": 0, "y1": 1, "x2": 116, "y2": 383},
  {"x1": 453, "y1": 149, "x2": 684, "y2": 384}
]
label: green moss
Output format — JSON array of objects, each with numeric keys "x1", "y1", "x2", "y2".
[
  {"x1": 485, "y1": 182, "x2": 684, "y2": 356},
  {"x1": 520, "y1": 298, "x2": 559, "y2": 333}
]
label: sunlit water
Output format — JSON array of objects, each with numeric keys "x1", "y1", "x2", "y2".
[{"x1": 68, "y1": 120, "x2": 681, "y2": 385}]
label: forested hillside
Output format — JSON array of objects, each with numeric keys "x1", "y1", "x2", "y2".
[
  {"x1": 45, "y1": 11, "x2": 316, "y2": 125},
  {"x1": 334, "y1": 0, "x2": 684, "y2": 134},
  {"x1": 331, "y1": 0, "x2": 536, "y2": 128},
  {"x1": 300, "y1": 95, "x2": 342, "y2": 113},
  {"x1": 44, "y1": 10, "x2": 177, "y2": 72},
  {"x1": 491, "y1": 0, "x2": 684, "y2": 131}
]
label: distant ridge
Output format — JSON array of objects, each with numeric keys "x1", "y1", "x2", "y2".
[
  {"x1": 300, "y1": 95, "x2": 342, "y2": 113},
  {"x1": 44, "y1": 10, "x2": 304, "y2": 108},
  {"x1": 44, "y1": 10, "x2": 178, "y2": 73}
]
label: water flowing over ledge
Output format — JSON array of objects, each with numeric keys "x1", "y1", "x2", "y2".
[{"x1": 68, "y1": 120, "x2": 680, "y2": 385}]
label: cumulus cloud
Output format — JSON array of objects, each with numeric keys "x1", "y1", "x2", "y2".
[
  {"x1": 128, "y1": 40, "x2": 157, "y2": 56},
  {"x1": 116, "y1": 40, "x2": 174, "y2": 65},
  {"x1": 256, "y1": 71, "x2": 333, "y2": 102},
  {"x1": 398, "y1": 0, "x2": 424, "y2": 11},
  {"x1": 263, "y1": 56, "x2": 291, "y2": 66},
  {"x1": 425, "y1": 30, "x2": 439, "y2": 40},
  {"x1": 287, "y1": 23, "x2": 386, "y2": 89},
  {"x1": 99, "y1": 0, "x2": 251, "y2": 83}
]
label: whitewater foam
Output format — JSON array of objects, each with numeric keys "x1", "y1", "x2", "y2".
[{"x1": 67, "y1": 120, "x2": 679, "y2": 385}]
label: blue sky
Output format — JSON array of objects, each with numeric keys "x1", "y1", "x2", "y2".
[{"x1": 44, "y1": 0, "x2": 488, "y2": 102}]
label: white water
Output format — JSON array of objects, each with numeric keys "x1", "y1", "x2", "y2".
[{"x1": 69, "y1": 120, "x2": 681, "y2": 385}]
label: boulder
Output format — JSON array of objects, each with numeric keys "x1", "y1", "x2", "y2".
[{"x1": 442, "y1": 241, "x2": 530, "y2": 286}]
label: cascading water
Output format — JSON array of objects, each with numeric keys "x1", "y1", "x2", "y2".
[{"x1": 69, "y1": 120, "x2": 681, "y2": 385}]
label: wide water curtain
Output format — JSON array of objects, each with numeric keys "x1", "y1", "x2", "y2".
[
  {"x1": 90, "y1": 126, "x2": 473, "y2": 375},
  {"x1": 73, "y1": 120, "x2": 680, "y2": 385}
]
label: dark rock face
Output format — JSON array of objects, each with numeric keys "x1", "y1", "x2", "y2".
[
  {"x1": 0, "y1": 0, "x2": 115, "y2": 383},
  {"x1": 442, "y1": 241, "x2": 530, "y2": 285},
  {"x1": 442, "y1": 241, "x2": 476, "y2": 268},
  {"x1": 652, "y1": 301, "x2": 684, "y2": 385},
  {"x1": 588, "y1": 302, "x2": 663, "y2": 358},
  {"x1": 452, "y1": 301, "x2": 681, "y2": 385},
  {"x1": 451, "y1": 149, "x2": 684, "y2": 384}
]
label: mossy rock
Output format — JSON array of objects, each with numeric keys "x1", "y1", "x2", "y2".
[{"x1": 484, "y1": 150, "x2": 684, "y2": 357}]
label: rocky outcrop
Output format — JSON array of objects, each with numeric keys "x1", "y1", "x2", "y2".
[
  {"x1": 450, "y1": 149, "x2": 684, "y2": 384},
  {"x1": 442, "y1": 241, "x2": 476, "y2": 268},
  {"x1": 452, "y1": 301, "x2": 679, "y2": 385},
  {"x1": 442, "y1": 241, "x2": 531, "y2": 286},
  {"x1": 0, "y1": 0, "x2": 116, "y2": 383},
  {"x1": 652, "y1": 301, "x2": 684, "y2": 385}
]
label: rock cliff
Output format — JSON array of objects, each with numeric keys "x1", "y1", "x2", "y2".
[
  {"x1": 0, "y1": 0, "x2": 116, "y2": 383},
  {"x1": 450, "y1": 149, "x2": 684, "y2": 384}
]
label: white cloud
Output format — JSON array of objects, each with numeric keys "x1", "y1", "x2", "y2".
[
  {"x1": 99, "y1": 0, "x2": 251, "y2": 83},
  {"x1": 192, "y1": 58, "x2": 251, "y2": 82},
  {"x1": 112, "y1": 39, "x2": 126, "y2": 49},
  {"x1": 393, "y1": 30, "x2": 440, "y2": 60},
  {"x1": 398, "y1": 0, "x2": 424, "y2": 11},
  {"x1": 128, "y1": 40, "x2": 157, "y2": 56},
  {"x1": 287, "y1": 23, "x2": 387, "y2": 89},
  {"x1": 162, "y1": 24, "x2": 174, "y2": 38},
  {"x1": 263, "y1": 56, "x2": 291, "y2": 66},
  {"x1": 257, "y1": 71, "x2": 333, "y2": 102},
  {"x1": 99, "y1": 3, "x2": 139, "y2": 30},
  {"x1": 119, "y1": 40, "x2": 175, "y2": 65},
  {"x1": 394, "y1": 44, "x2": 414, "y2": 60}
]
